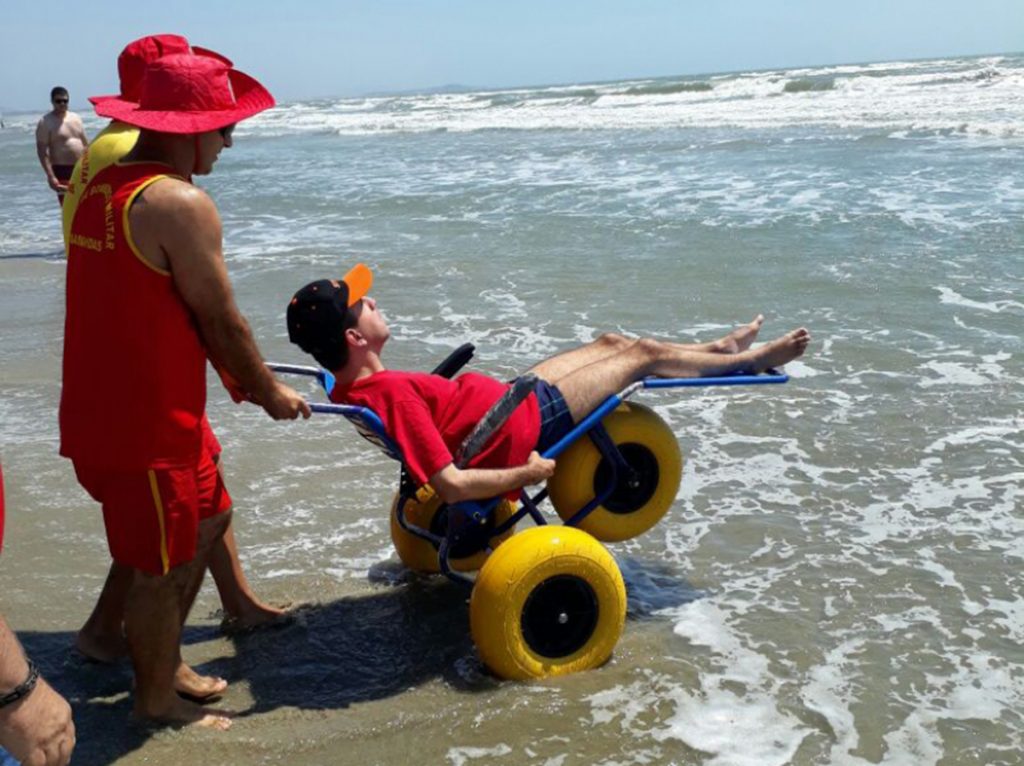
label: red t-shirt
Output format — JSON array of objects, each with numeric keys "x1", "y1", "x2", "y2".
[{"x1": 331, "y1": 371, "x2": 541, "y2": 492}]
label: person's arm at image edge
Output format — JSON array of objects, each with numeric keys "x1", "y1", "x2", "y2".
[{"x1": 0, "y1": 615, "x2": 75, "y2": 766}]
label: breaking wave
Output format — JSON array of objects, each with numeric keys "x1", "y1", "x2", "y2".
[
  {"x1": 782, "y1": 76, "x2": 835, "y2": 93},
  {"x1": 623, "y1": 81, "x2": 714, "y2": 95}
]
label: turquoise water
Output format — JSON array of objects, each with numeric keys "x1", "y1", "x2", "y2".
[{"x1": 0, "y1": 53, "x2": 1022, "y2": 765}]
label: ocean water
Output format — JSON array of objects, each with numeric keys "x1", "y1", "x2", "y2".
[{"x1": 0, "y1": 53, "x2": 1022, "y2": 765}]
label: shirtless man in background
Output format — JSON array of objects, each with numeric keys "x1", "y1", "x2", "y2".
[{"x1": 35, "y1": 87, "x2": 87, "y2": 206}]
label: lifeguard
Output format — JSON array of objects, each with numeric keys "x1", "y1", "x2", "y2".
[{"x1": 61, "y1": 46, "x2": 309, "y2": 729}]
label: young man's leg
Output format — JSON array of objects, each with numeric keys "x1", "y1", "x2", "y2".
[
  {"x1": 528, "y1": 333, "x2": 634, "y2": 382},
  {"x1": 665, "y1": 314, "x2": 765, "y2": 355},
  {"x1": 550, "y1": 328, "x2": 810, "y2": 421},
  {"x1": 528, "y1": 316, "x2": 766, "y2": 383}
]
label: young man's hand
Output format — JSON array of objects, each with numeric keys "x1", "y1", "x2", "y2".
[
  {"x1": 430, "y1": 451, "x2": 557, "y2": 505},
  {"x1": 524, "y1": 451, "x2": 556, "y2": 484},
  {"x1": 0, "y1": 675, "x2": 75, "y2": 766}
]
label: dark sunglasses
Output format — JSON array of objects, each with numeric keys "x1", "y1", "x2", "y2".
[
  {"x1": 53, "y1": 98, "x2": 69, "y2": 104},
  {"x1": 219, "y1": 124, "x2": 236, "y2": 140}
]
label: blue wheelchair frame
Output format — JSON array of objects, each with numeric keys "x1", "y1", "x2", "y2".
[{"x1": 268, "y1": 349, "x2": 787, "y2": 587}]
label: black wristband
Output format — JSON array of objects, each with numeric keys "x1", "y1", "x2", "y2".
[{"x1": 0, "y1": 660, "x2": 39, "y2": 709}]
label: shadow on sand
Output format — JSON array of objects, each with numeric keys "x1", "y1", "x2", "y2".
[{"x1": 17, "y1": 556, "x2": 699, "y2": 765}]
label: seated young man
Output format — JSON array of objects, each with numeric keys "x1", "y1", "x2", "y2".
[{"x1": 286, "y1": 264, "x2": 810, "y2": 505}]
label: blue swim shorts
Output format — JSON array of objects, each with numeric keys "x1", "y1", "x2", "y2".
[{"x1": 532, "y1": 379, "x2": 575, "y2": 454}]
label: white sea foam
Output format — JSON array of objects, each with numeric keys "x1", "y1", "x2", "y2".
[
  {"x1": 446, "y1": 744, "x2": 513, "y2": 766},
  {"x1": 935, "y1": 286, "x2": 1024, "y2": 313},
  {"x1": 798, "y1": 638, "x2": 866, "y2": 762},
  {"x1": 873, "y1": 650, "x2": 1024, "y2": 765},
  {"x1": 650, "y1": 600, "x2": 809, "y2": 765},
  {"x1": 923, "y1": 422, "x2": 1022, "y2": 453},
  {"x1": 916, "y1": 359, "x2": 1004, "y2": 388},
  {"x1": 248, "y1": 55, "x2": 1024, "y2": 144}
]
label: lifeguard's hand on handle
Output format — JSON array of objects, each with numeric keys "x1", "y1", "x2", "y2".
[
  {"x1": 213, "y1": 361, "x2": 309, "y2": 419},
  {"x1": 259, "y1": 381, "x2": 311, "y2": 420}
]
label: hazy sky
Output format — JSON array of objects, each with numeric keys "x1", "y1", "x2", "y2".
[{"x1": 2, "y1": 0, "x2": 1021, "y2": 111}]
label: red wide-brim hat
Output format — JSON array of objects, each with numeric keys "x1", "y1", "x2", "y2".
[
  {"x1": 88, "y1": 34, "x2": 234, "y2": 108},
  {"x1": 89, "y1": 34, "x2": 193, "y2": 107},
  {"x1": 93, "y1": 52, "x2": 274, "y2": 134}
]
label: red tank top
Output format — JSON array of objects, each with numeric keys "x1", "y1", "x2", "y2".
[{"x1": 60, "y1": 162, "x2": 207, "y2": 468}]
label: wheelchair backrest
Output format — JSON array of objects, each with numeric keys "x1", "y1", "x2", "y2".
[{"x1": 337, "y1": 406, "x2": 405, "y2": 463}]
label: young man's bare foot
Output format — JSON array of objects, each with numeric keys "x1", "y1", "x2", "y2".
[
  {"x1": 134, "y1": 696, "x2": 233, "y2": 731},
  {"x1": 746, "y1": 328, "x2": 810, "y2": 372},
  {"x1": 712, "y1": 314, "x2": 765, "y2": 354},
  {"x1": 75, "y1": 628, "x2": 128, "y2": 664},
  {"x1": 730, "y1": 314, "x2": 765, "y2": 352},
  {"x1": 174, "y1": 662, "x2": 228, "y2": 701}
]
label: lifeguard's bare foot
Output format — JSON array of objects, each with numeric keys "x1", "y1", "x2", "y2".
[
  {"x1": 713, "y1": 315, "x2": 764, "y2": 354},
  {"x1": 226, "y1": 601, "x2": 290, "y2": 630},
  {"x1": 221, "y1": 601, "x2": 298, "y2": 635},
  {"x1": 75, "y1": 628, "x2": 128, "y2": 664},
  {"x1": 747, "y1": 328, "x2": 810, "y2": 372},
  {"x1": 135, "y1": 697, "x2": 233, "y2": 731},
  {"x1": 174, "y1": 662, "x2": 228, "y2": 701}
]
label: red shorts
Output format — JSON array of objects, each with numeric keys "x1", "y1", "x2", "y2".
[{"x1": 73, "y1": 425, "x2": 231, "y2": 576}]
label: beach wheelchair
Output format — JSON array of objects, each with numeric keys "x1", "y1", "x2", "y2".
[{"x1": 269, "y1": 345, "x2": 787, "y2": 680}]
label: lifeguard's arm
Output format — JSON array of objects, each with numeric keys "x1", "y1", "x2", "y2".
[
  {"x1": 128, "y1": 180, "x2": 309, "y2": 420},
  {"x1": 34, "y1": 119, "x2": 61, "y2": 191},
  {"x1": 428, "y1": 451, "x2": 555, "y2": 505},
  {"x1": 0, "y1": 615, "x2": 75, "y2": 766}
]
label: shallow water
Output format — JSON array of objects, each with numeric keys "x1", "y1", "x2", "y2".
[{"x1": 0, "y1": 53, "x2": 1022, "y2": 765}]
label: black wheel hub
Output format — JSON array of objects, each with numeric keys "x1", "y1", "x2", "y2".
[
  {"x1": 593, "y1": 443, "x2": 660, "y2": 514},
  {"x1": 429, "y1": 505, "x2": 449, "y2": 537},
  {"x1": 432, "y1": 505, "x2": 494, "y2": 558},
  {"x1": 521, "y1": 575, "x2": 599, "y2": 658}
]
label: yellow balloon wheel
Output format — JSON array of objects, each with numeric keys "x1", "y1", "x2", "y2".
[
  {"x1": 470, "y1": 526, "x2": 626, "y2": 680},
  {"x1": 389, "y1": 488, "x2": 516, "y2": 573},
  {"x1": 547, "y1": 402, "x2": 682, "y2": 542}
]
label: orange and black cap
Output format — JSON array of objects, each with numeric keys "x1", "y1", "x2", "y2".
[{"x1": 286, "y1": 263, "x2": 373, "y2": 369}]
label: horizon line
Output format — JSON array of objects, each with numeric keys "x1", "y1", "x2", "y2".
[{"x1": 0, "y1": 48, "x2": 1018, "y2": 116}]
